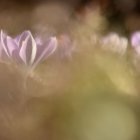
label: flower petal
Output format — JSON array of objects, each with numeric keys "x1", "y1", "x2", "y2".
[
  {"x1": 6, "y1": 36, "x2": 18, "y2": 56},
  {"x1": 1, "y1": 30, "x2": 18, "y2": 57},
  {"x1": 1, "y1": 30, "x2": 9, "y2": 56},
  {"x1": 35, "y1": 37, "x2": 43, "y2": 46},
  {"x1": 19, "y1": 32, "x2": 37, "y2": 65},
  {"x1": 18, "y1": 31, "x2": 32, "y2": 46},
  {"x1": 14, "y1": 35, "x2": 21, "y2": 44},
  {"x1": 131, "y1": 32, "x2": 140, "y2": 47},
  {"x1": 33, "y1": 37, "x2": 57, "y2": 67}
]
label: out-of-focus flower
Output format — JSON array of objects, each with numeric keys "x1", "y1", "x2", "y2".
[
  {"x1": 101, "y1": 33, "x2": 128, "y2": 55},
  {"x1": 57, "y1": 34, "x2": 75, "y2": 58},
  {"x1": 131, "y1": 32, "x2": 140, "y2": 55},
  {"x1": 0, "y1": 30, "x2": 57, "y2": 69}
]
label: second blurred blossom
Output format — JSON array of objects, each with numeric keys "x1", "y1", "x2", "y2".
[{"x1": 101, "y1": 33, "x2": 128, "y2": 55}]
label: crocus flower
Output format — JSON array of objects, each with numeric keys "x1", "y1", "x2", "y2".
[
  {"x1": 131, "y1": 32, "x2": 140, "y2": 55},
  {"x1": 0, "y1": 30, "x2": 57, "y2": 69},
  {"x1": 101, "y1": 33, "x2": 128, "y2": 55}
]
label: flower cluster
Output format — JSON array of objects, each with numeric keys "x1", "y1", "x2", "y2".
[
  {"x1": 1, "y1": 30, "x2": 140, "y2": 71},
  {"x1": 94, "y1": 31, "x2": 140, "y2": 56},
  {"x1": 101, "y1": 33, "x2": 128, "y2": 55},
  {"x1": 0, "y1": 30, "x2": 57, "y2": 70}
]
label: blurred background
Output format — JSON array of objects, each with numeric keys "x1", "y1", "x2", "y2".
[{"x1": 0, "y1": 0, "x2": 140, "y2": 35}]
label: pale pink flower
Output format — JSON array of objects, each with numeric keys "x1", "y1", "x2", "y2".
[
  {"x1": 0, "y1": 30, "x2": 57, "y2": 69},
  {"x1": 101, "y1": 33, "x2": 128, "y2": 54},
  {"x1": 131, "y1": 32, "x2": 140, "y2": 55}
]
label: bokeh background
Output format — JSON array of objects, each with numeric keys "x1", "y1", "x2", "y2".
[{"x1": 0, "y1": 0, "x2": 140, "y2": 35}]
